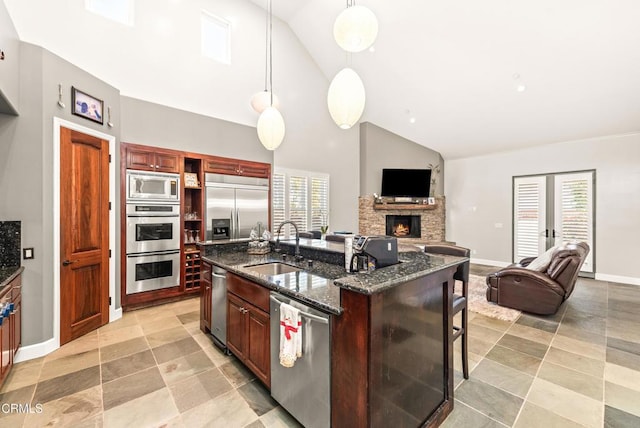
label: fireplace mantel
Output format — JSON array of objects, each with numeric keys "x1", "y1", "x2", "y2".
[{"x1": 373, "y1": 202, "x2": 437, "y2": 210}]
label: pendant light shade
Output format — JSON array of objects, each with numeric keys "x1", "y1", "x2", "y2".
[
  {"x1": 333, "y1": 5, "x2": 378, "y2": 53},
  {"x1": 327, "y1": 67, "x2": 366, "y2": 129},
  {"x1": 251, "y1": 90, "x2": 280, "y2": 113},
  {"x1": 257, "y1": 106, "x2": 285, "y2": 150}
]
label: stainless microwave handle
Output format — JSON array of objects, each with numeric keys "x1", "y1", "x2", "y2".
[{"x1": 269, "y1": 295, "x2": 329, "y2": 324}]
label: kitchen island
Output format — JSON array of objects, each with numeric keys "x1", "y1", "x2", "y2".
[{"x1": 199, "y1": 239, "x2": 466, "y2": 427}]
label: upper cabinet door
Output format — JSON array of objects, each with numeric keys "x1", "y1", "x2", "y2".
[
  {"x1": 204, "y1": 157, "x2": 270, "y2": 178},
  {"x1": 125, "y1": 146, "x2": 179, "y2": 173},
  {"x1": 127, "y1": 147, "x2": 156, "y2": 171}
]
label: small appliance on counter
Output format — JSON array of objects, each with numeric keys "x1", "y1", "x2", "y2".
[{"x1": 350, "y1": 235, "x2": 398, "y2": 273}]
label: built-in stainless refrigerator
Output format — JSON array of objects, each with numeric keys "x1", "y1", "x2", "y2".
[{"x1": 205, "y1": 173, "x2": 269, "y2": 240}]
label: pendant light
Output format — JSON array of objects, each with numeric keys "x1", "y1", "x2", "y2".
[
  {"x1": 327, "y1": 67, "x2": 365, "y2": 129},
  {"x1": 333, "y1": 1, "x2": 378, "y2": 53},
  {"x1": 255, "y1": 0, "x2": 285, "y2": 150},
  {"x1": 251, "y1": 1, "x2": 279, "y2": 114}
]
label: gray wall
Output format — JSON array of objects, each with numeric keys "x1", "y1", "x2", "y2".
[
  {"x1": 359, "y1": 122, "x2": 444, "y2": 197},
  {"x1": 0, "y1": 0, "x2": 20, "y2": 112},
  {"x1": 0, "y1": 42, "x2": 121, "y2": 346},
  {"x1": 120, "y1": 97, "x2": 273, "y2": 164},
  {"x1": 446, "y1": 133, "x2": 640, "y2": 282}
]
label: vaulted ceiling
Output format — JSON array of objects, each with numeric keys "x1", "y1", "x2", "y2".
[{"x1": 6, "y1": 0, "x2": 640, "y2": 159}]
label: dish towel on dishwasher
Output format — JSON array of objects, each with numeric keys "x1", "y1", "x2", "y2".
[{"x1": 279, "y1": 302, "x2": 302, "y2": 368}]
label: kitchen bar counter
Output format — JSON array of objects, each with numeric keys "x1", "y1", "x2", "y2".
[{"x1": 199, "y1": 239, "x2": 467, "y2": 315}]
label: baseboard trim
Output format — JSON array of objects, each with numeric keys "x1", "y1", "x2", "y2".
[
  {"x1": 13, "y1": 337, "x2": 58, "y2": 363},
  {"x1": 471, "y1": 258, "x2": 511, "y2": 268},
  {"x1": 110, "y1": 306, "x2": 123, "y2": 323},
  {"x1": 595, "y1": 273, "x2": 640, "y2": 286}
]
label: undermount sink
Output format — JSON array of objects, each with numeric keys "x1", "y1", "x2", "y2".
[{"x1": 244, "y1": 262, "x2": 302, "y2": 276}]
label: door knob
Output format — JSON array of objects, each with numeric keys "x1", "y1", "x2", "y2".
[{"x1": 62, "y1": 259, "x2": 77, "y2": 266}]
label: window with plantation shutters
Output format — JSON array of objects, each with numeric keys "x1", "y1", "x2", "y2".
[
  {"x1": 289, "y1": 175, "x2": 308, "y2": 235},
  {"x1": 513, "y1": 171, "x2": 594, "y2": 274},
  {"x1": 311, "y1": 177, "x2": 329, "y2": 231},
  {"x1": 272, "y1": 168, "x2": 330, "y2": 239},
  {"x1": 272, "y1": 173, "x2": 286, "y2": 238},
  {"x1": 514, "y1": 176, "x2": 547, "y2": 261},
  {"x1": 554, "y1": 172, "x2": 593, "y2": 272}
]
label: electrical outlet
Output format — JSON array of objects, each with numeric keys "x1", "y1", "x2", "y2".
[
  {"x1": 472, "y1": 249, "x2": 477, "y2": 255},
  {"x1": 494, "y1": 223, "x2": 503, "y2": 229}
]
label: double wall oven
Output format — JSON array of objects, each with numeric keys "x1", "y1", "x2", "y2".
[{"x1": 126, "y1": 170, "x2": 181, "y2": 294}]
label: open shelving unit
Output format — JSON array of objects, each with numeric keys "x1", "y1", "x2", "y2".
[{"x1": 182, "y1": 157, "x2": 204, "y2": 294}]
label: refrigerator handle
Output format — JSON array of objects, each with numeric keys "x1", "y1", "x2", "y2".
[
  {"x1": 236, "y1": 210, "x2": 240, "y2": 239},
  {"x1": 230, "y1": 210, "x2": 234, "y2": 239}
]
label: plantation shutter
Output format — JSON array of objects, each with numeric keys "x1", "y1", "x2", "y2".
[
  {"x1": 513, "y1": 176, "x2": 547, "y2": 261},
  {"x1": 554, "y1": 172, "x2": 594, "y2": 272},
  {"x1": 271, "y1": 173, "x2": 286, "y2": 237},
  {"x1": 311, "y1": 176, "x2": 329, "y2": 231},
  {"x1": 288, "y1": 175, "x2": 308, "y2": 236}
]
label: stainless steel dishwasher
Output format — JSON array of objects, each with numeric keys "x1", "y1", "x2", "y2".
[
  {"x1": 270, "y1": 292, "x2": 331, "y2": 428},
  {"x1": 211, "y1": 266, "x2": 228, "y2": 349}
]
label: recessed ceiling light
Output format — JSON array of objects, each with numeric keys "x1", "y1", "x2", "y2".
[
  {"x1": 409, "y1": 117, "x2": 416, "y2": 124},
  {"x1": 369, "y1": 46, "x2": 375, "y2": 53},
  {"x1": 516, "y1": 84, "x2": 526, "y2": 92}
]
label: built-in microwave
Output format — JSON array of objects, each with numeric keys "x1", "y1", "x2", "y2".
[{"x1": 126, "y1": 170, "x2": 180, "y2": 203}]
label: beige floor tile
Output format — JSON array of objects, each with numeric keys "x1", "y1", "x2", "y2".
[
  {"x1": 538, "y1": 361, "x2": 603, "y2": 401},
  {"x1": 146, "y1": 326, "x2": 190, "y2": 348},
  {"x1": 0, "y1": 357, "x2": 44, "y2": 393},
  {"x1": 527, "y1": 378, "x2": 603, "y2": 428},
  {"x1": 468, "y1": 323, "x2": 506, "y2": 344},
  {"x1": 99, "y1": 336, "x2": 149, "y2": 363},
  {"x1": 515, "y1": 402, "x2": 584, "y2": 428},
  {"x1": 45, "y1": 332, "x2": 99, "y2": 362},
  {"x1": 470, "y1": 314, "x2": 514, "y2": 333},
  {"x1": 39, "y1": 349, "x2": 100, "y2": 382},
  {"x1": 24, "y1": 384, "x2": 102, "y2": 428},
  {"x1": 550, "y1": 334, "x2": 606, "y2": 361},
  {"x1": 158, "y1": 350, "x2": 214, "y2": 385},
  {"x1": 545, "y1": 347, "x2": 605, "y2": 378},
  {"x1": 507, "y1": 323, "x2": 555, "y2": 346},
  {"x1": 140, "y1": 315, "x2": 183, "y2": 335},
  {"x1": 96, "y1": 313, "x2": 139, "y2": 334},
  {"x1": 604, "y1": 362, "x2": 640, "y2": 392},
  {"x1": 98, "y1": 325, "x2": 144, "y2": 348},
  {"x1": 470, "y1": 358, "x2": 534, "y2": 398},
  {"x1": 103, "y1": 388, "x2": 179, "y2": 428},
  {"x1": 605, "y1": 381, "x2": 640, "y2": 418},
  {"x1": 180, "y1": 389, "x2": 258, "y2": 428}
]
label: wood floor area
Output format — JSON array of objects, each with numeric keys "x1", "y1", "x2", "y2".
[{"x1": 0, "y1": 265, "x2": 639, "y2": 427}]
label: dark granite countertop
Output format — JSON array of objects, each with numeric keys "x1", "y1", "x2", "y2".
[
  {"x1": 202, "y1": 240, "x2": 468, "y2": 316},
  {"x1": 0, "y1": 266, "x2": 24, "y2": 294}
]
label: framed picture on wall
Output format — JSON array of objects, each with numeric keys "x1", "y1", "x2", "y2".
[{"x1": 72, "y1": 87, "x2": 104, "y2": 125}]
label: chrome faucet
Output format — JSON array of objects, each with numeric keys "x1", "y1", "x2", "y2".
[{"x1": 275, "y1": 220, "x2": 304, "y2": 261}]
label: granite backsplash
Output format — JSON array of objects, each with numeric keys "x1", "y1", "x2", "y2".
[{"x1": 0, "y1": 221, "x2": 21, "y2": 267}]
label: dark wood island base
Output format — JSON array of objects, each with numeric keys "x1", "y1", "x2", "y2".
[{"x1": 331, "y1": 266, "x2": 457, "y2": 427}]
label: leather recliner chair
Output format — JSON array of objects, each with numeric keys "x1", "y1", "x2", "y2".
[{"x1": 486, "y1": 242, "x2": 590, "y2": 315}]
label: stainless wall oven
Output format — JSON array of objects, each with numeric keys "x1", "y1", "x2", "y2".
[
  {"x1": 126, "y1": 202, "x2": 181, "y2": 294},
  {"x1": 126, "y1": 250, "x2": 180, "y2": 294},
  {"x1": 126, "y1": 204, "x2": 180, "y2": 254}
]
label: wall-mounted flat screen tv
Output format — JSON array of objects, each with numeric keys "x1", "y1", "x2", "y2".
[{"x1": 381, "y1": 168, "x2": 431, "y2": 198}]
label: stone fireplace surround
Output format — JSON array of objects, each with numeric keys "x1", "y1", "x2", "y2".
[{"x1": 358, "y1": 195, "x2": 446, "y2": 243}]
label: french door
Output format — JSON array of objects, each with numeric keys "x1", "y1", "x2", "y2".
[{"x1": 513, "y1": 170, "x2": 594, "y2": 274}]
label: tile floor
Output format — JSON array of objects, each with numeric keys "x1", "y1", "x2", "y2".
[{"x1": 0, "y1": 265, "x2": 639, "y2": 427}]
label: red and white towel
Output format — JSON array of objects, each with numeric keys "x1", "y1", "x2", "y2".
[{"x1": 279, "y1": 302, "x2": 302, "y2": 367}]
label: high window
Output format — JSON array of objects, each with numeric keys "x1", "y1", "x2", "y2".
[
  {"x1": 85, "y1": 0, "x2": 134, "y2": 26},
  {"x1": 201, "y1": 11, "x2": 231, "y2": 64},
  {"x1": 272, "y1": 168, "x2": 330, "y2": 238}
]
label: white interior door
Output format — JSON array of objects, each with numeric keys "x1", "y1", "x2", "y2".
[{"x1": 513, "y1": 171, "x2": 595, "y2": 274}]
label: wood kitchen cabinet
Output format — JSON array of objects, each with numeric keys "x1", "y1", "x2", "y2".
[
  {"x1": 200, "y1": 261, "x2": 212, "y2": 333},
  {"x1": 226, "y1": 273, "x2": 270, "y2": 388},
  {"x1": 204, "y1": 156, "x2": 270, "y2": 178},
  {"x1": 0, "y1": 271, "x2": 22, "y2": 388},
  {"x1": 126, "y1": 145, "x2": 179, "y2": 173}
]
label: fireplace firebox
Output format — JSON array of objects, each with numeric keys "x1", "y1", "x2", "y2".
[{"x1": 385, "y1": 215, "x2": 421, "y2": 238}]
